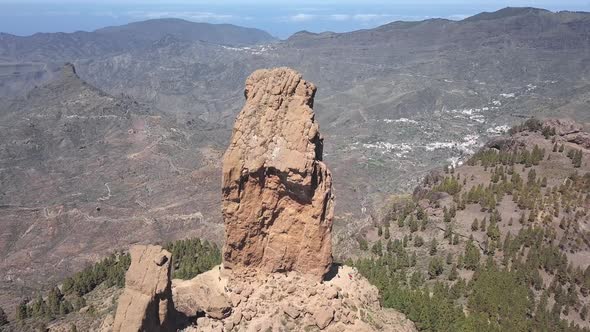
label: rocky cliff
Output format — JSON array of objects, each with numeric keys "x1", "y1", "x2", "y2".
[{"x1": 221, "y1": 68, "x2": 334, "y2": 279}]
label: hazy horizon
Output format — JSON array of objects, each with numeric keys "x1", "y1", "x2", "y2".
[{"x1": 1, "y1": 0, "x2": 590, "y2": 39}]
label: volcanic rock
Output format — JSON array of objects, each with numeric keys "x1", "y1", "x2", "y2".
[
  {"x1": 172, "y1": 265, "x2": 232, "y2": 320},
  {"x1": 221, "y1": 67, "x2": 334, "y2": 279},
  {"x1": 182, "y1": 265, "x2": 417, "y2": 331},
  {"x1": 112, "y1": 245, "x2": 173, "y2": 332},
  {"x1": 542, "y1": 118, "x2": 582, "y2": 136},
  {"x1": 314, "y1": 306, "x2": 335, "y2": 329}
]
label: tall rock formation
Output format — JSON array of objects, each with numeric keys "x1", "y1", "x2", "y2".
[
  {"x1": 113, "y1": 245, "x2": 174, "y2": 332},
  {"x1": 222, "y1": 68, "x2": 334, "y2": 279}
]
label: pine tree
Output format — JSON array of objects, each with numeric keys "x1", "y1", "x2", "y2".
[
  {"x1": 371, "y1": 240, "x2": 383, "y2": 256},
  {"x1": 448, "y1": 265, "x2": 458, "y2": 281},
  {"x1": 384, "y1": 227, "x2": 390, "y2": 239},
  {"x1": 581, "y1": 305, "x2": 588, "y2": 321},
  {"x1": 421, "y1": 217, "x2": 428, "y2": 231},
  {"x1": 398, "y1": 217, "x2": 405, "y2": 228},
  {"x1": 450, "y1": 205, "x2": 456, "y2": 217},
  {"x1": 487, "y1": 221, "x2": 500, "y2": 241},
  {"x1": 416, "y1": 206, "x2": 426, "y2": 220},
  {"x1": 444, "y1": 207, "x2": 452, "y2": 223},
  {"x1": 444, "y1": 223, "x2": 453, "y2": 241},
  {"x1": 428, "y1": 257, "x2": 444, "y2": 279},
  {"x1": 409, "y1": 216, "x2": 419, "y2": 233},
  {"x1": 414, "y1": 236, "x2": 424, "y2": 247},
  {"x1": 429, "y1": 238, "x2": 438, "y2": 256},
  {"x1": 16, "y1": 300, "x2": 28, "y2": 320},
  {"x1": 471, "y1": 218, "x2": 479, "y2": 231},
  {"x1": 464, "y1": 240, "x2": 481, "y2": 270},
  {"x1": 358, "y1": 238, "x2": 368, "y2": 251},
  {"x1": 0, "y1": 306, "x2": 8, "y2": 326}
]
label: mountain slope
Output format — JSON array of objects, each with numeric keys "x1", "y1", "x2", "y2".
[
  {"x1": 354, "y1": 118, "x2": 590, "y2": 330},
  {"x1": 95, "y1": 18, "x2": 276, "y2": 46},
  {"x1": 0, "y1": 18, "x2": 274, "y2": 60},
  {"x1": 3, "y1": 6, "x2": 590, "y2": 317},
  {"x1": 0, "y1": 64, "x2": 226, "y2": 313}
]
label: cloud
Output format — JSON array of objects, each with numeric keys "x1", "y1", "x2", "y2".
[
  {"x1": 287, "y1": 13, "x2": 317, "y2": 22},
  {"x1": 352, "y1": 14, "x2": 391, "y2": 21},
  {"x1": 45, "y1": 10, "x2": 82, "y2": 16},
  {"x1": 126, "y1": 11, "x2": 234, "y2": 21},
  {"x1": 286, "y1": 12, "x2": 400, "y2": 23},
  {"x1": 328, "y1": 14, "x2": 350, "y2": 21}
]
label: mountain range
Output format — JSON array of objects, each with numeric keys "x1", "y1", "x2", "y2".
[{"x1": 2, "y1": 6, "x2": 590, "y2": 321}]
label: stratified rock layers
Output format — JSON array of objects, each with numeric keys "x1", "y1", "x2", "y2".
[
  {"x1": 222, "y1": 68, "x2": 334, "y2": 279},
  {"x1": 113, "y1": 245, "x2": 173, "y2": 332}
]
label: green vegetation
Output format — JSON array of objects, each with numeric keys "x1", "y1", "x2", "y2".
[
  {"x1": 360, "y1": 119, "x2": 590, "y2": 331},
  {"x1": 0, "y1": 306, "x2": 7, "y2": 326},
  {"x1": 354, "y1": 229, "x2": 588, "y2": 332},
  {"x1": 434, "y1": 175, "x2": 462, "y2": 195},
  {"x1": 62, "y1": 252, "x2": 130, "y2": 297},
  {"x1": 568, "y1": 149, "x2": 583, "y2": 168},
  {"x1": 164, "y1": 238, "x2": 221, "y2": 280},
  {"x1": 16, "y1": 237, "x2": 221, "y2": 324}
]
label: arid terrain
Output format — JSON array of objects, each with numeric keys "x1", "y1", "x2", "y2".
[{"x1": 2, "y1": 7, "x2": 590, "y2": 329}]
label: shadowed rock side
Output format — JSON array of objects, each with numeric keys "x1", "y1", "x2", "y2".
[
  {"x1": 112, "y1": 245, "x2": 174, "y2": 332},
  {"x1": 222, "y1": 68, "x2": 334, "y2": 279}
]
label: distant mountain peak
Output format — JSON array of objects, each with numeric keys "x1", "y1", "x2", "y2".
[{"x1": 463, "y1": 7, "x2": 551, "y2": 22}]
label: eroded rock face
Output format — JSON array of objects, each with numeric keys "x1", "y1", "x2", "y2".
[
  {"x1": 222, "y1": 67, "x2": 334, "y2": 279},
  {"x1": 113, "y1": 245, "x2": 173, "y2": 332}
]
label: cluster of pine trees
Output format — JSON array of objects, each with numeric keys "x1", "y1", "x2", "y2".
[
  {"x1": 164, "y1": 238, "x2": 222, "y2": 279},
  {"x1": 508, "y1": 118, "x2": 555, "y2": 138},
  {"x1": 357, "y1": 119, "x2": 590, "y2": 331},
  {"x1": 13, "y1": 237, "x2": 221, "y2": 327},
  {"x1": 354, "y1": 225, "x2": 590, "y2": 331}
]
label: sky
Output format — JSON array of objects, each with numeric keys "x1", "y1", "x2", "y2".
[{"x1": 1, "y1": 0, "x2": 590, "y2": 39}]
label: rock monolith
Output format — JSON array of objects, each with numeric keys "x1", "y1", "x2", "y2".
[
  {"x1": 112, "y1": 245, "x2": 173, "y2": 332},
  {"x1": 221, "y1": 67, "x2": 334, "y2": 279}
]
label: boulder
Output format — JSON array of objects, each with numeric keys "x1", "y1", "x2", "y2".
[
  {"x1": 205, "y1": 294, "x2": 232, "y2": 319},
  {"x1": 314, "y1": 306, "x2": 335, "y2": 329},
  {"x1": 565, "y1": 133, "x2": 590, "y2": 149},
  {"x1": 172, "y1": 265, "x2": 231, "y2": 320},
  {"x1": 112, "y1": 245, "x2": 173, "y2": 332},
  {"x1": 542, "y1": 118, "x2": 582, "y2": 136},
  {"x1": 282, "y1": 303, "x2": 301, "y2": 319},
  {"x1": 222, "y1": 67, "x2": 334, "y2": 280}
]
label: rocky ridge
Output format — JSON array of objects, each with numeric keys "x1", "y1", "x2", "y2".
[
  {"x1": 180, "y1": 265, "x2": 416, "y2": 332},
  {"x1": 0, "y1": 63, "x2": 224, "y2": 313}
]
